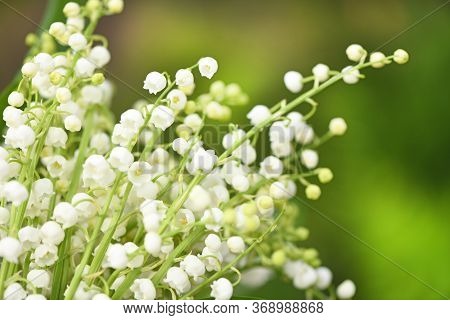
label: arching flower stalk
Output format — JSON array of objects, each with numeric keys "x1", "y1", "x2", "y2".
[{"x1": 0, "y1": 1, "x2": 408, "y2": 300}]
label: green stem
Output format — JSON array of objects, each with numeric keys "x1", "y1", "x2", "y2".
[
  {"x1": 50, "y1": 107, "x2": 95, "y2": 299},
  {"x1": 152, "y1": 226, "x2": 205, "y2": 285},
  {"x1": 64, "y1": 175, "x2": 123, "y2": 299},
  {"x1": 86, "y1": 183, "x2": 133, "y2": 284},
  {"x1": 111, "y1": 269, "x2": 140, "y2": 299},
  {"x1": 66, "y1": 107, "x2": 96, "y2": 200},
  {"x1": 0, "y1": 260, "x2": 9, "y2": 297}
]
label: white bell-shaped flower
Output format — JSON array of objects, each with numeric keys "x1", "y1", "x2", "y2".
[
  {"x1": 143, "y1": 71, "x2": 166, "y2": 94},
  {"x1": 27, "y1": 269, "x2": 51, "y2": 289},
  {"x1": 144, "y1": 231, "x2": 162, "y2": 257},
  {"x1": 53, "y1": 202, "x2": 78, "y2": 229},
  {"x1": 315, "y1": 266, "x2": 333, "y2": 290},
  {"x1": 180, "y1": 255, "x2": 206, "y2": 281},
  {"x1": 247, "y1": 105, "x2": 271, "y2": 126},
  {"x1": 150, "y1": 105, "x2": 174, "y2": 131},
  {"x1": 0, "y1": 237, "x2": 22, "y2": 263},
  {"x1": 210, "y1": 278, "x2": 233, "y2": 300},
  {"x1": 175, "y1": 69, "x2": 194, "y2": 87},
  {"x1": 198, "y1": 57, "x2": 218, "y2": 79},
  {"x1": 337, "y1": 280, "x2": 356, "y2": 299},
  {"x1": 164, "y1": 267, "x2": 191, "y2": 294},
  {"x1": 108, "y1": 147, "x2": 134, "y2": 172},
  {"x1": 39, "y1": 221, "x2": 65, "y2": 245},
  {"x1": 284, "y1": 71, "x2": 303, "y2": 93},
  {"x1": 130, "y1": 279, "x2": 156, "y2": 300}
]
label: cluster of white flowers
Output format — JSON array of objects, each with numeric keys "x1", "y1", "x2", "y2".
[{"x1": 0, "y1": 2, "x2": 408, "y2": 300}]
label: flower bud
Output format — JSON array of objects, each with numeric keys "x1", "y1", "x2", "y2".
[
  {"x1": 293, "y1": 264, "x2": 317, "y2": 289},
  {"x1": 295, "y1": 227, "x2": 309, "y2": 240},
  {"x1": 92, "y1": 72, "x2": 105, "y2": 85},
  {"x1": 242, "y1": 202, "x2": 258, "y2": 216},
  {"x1": 86, "y1": 0, "x2": 102, "y2": 13},
  {"x1": 369, "y1": 52, "x2": 387, "y2": 68},
  {"x1": 49, "y1": 22, "x2": 66, "y2": 38},
  {"x1": 107, "y1": 0, "x2": 124, "y2": 14},
  {"x1": 305, "y1": 184, "x2": 321, "y2": 200},
  {"x1": 271, "y1": 249, "x2": 286, "y2": 267},
  {"x1": 341, "y1": 66, "x2": 360, "y2": 84},
  {"x1": 346, "y1": 44, "x2": 366, "y2": 62},
  {"x1": 0, "y1": 207, "x2": 9, "y2": 225},
  {"x1": 223, "y1": 208, "x2": 236, "y2": 225},
  {"x1": 303, "y1": 248, "x2": 318, "y2": 261},
  {"x1": 56, "y1": 87, "x2": 72, "y2": 103},
  {"x1": 68, "y1": 33, "x2": 87, "y2": 51},
  {"x1": 247, "y1": 105, "x2": 271, "y2": 126},
  {"x1": 256, "y1": 195, "x2": 274, "y2": 217},
  {"x1": 8, "y1": 91, "x2": 24, "y2": 107},
  {"x1": 318, "y1": 168, "x2": 333, "y2": 184},
  {"x1": 89, "y1": 46, "x2": 111, "y2": 68},
  {"x1": 66, "y1": 16, "x2": 85, "y2": 32},
  {"x1": 243, "y1": 214, "x2": 260, "y2": 233},
  {"x1": 63, "y1": 2, "x2": 81, "y2": 17},
  {"x1": 227, "y1": 236, "x2": 245, "y2": 254},
  {"x1": 49, "y1": 71, "x2": 63, "y2": 85},
  {"x1": 231, "y1": 175, "x2": 249, "y2": 192},
  {"x1": 25, "y1": 33, "x2": 38, "y2": 47},
  {"x1": 184, "y1": 101, "x2": 197, "y2": 114},
  {"x1": 21, "y1": 62, "x2": 38, "y2": 78},
  {"x1": 283, "y1": 71, "x2": 303, "y2": 93},
  {"x1": 329, "y1": 117, "x2": 347, "y2": 136},
  {"x1": 301, "y1": 149, "x2": 319, "y2": 169},
  {"x1": 40, "y1": 33, "x2": 56, "y2": 53},
  {"x1": 55, "y1": 179, "x2": 69, "y2": 193},
  {"x1": 64, "y1": 115, "x2": 82, "y2": 132},
  {"x1": 176, "y1": 124, "x2": 192, "y2": 139},
  {"x1": 315, "y1": 266, "x2": 333, "y2": 290},
  {"x1": 312, "y1": 63, "x2": 330, "y2": 82},
  {"x1": 336, "y1": 280, "x2": 356, "y2": 299},
  {"x1": 75, "y1": 58, "x2": 96, "y2": 78},
  {"x1": 205, "y1": 234, "x2": 221, "y2": 251},
  {"x1": 393, "y1": 49, "x2": 409, "y2": 64},
  {"x1": 144, "y1": 232, "x2": 162, "y2": 257},
  {"x1": 210, "y1": 81, "x2": 226, "y2": 99},
  {"x1": 225, "y1": 83, "x2": 242, "y2": 99}
]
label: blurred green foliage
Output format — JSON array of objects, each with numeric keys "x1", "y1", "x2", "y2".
[{"x1": 0, "y1": 0, "x2": 449, "y2": 299}]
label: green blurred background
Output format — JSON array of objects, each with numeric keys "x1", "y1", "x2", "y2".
[{"x1": 0, "y1": 0, "x2": 449, "y2": 299}]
